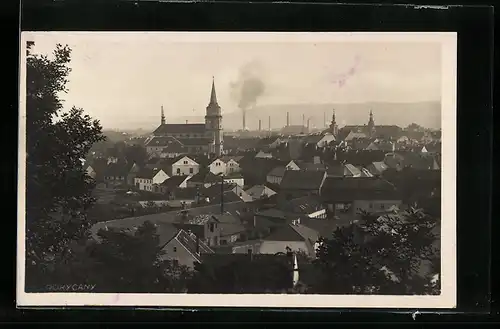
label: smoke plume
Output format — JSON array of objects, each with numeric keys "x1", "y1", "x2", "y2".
[{"x1": 230, "y1": 60, "x2": 266, "y2": 110}]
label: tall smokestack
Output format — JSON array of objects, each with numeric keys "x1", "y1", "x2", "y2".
[
  {"x1": 302, "y1": 114, "x2": 305, "y2": 127},
  {"x1": 242, "y1": 110, "x2": 246, "y2": 131},
  {"x1": 287, "y1": 112, "x2": 290, "y2": 127},
  {"x1": 268, "y1": 116, "x2": 271, "y2": 131},
  {"x1": 307, "y1": 118, "x2": 310, "y2": 131},
  {"x1": 259, "y1": 119, "x2": 262, "y2": 131},
  {"x1": 323, "y1": 112, "x2": 326, "y2": 128}
]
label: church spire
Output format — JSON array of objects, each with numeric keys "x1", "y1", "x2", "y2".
[
  {"x1": 161, "y1": 105, "x2": 165, "y2": 125},
  {"x1": 209, "y1": 76, "x2": 218, "y2": 106}
]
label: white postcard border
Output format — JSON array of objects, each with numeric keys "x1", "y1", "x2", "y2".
[{"x1": 17, "y1": 32, "x2": 457, "y2": 308}]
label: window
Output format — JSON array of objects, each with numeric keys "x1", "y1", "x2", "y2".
[
  {"x1": 173, "y1": 247, "x2": 177, "y2": 252},
  {"x1": 176, "y1": 168, "x2": 181, "y2": 174},
  {"x1": 189, "y1": 168, "x2": 194, "y2": 174},
  {"x1": 369, "y1": 203, "x2": 373, "y2": 209},
  {"x1": 172, "y1": 259, "x2": 179, "y2": 266},
  {"x1": 183, "y1": 160, "x2": 188, "y2": 164},
  {"x1": 381, "y1": 203, "x2": 385, "y2": 209},
  {"x1": 209, "y1": 223, "x2": 215, "y2": 232}
]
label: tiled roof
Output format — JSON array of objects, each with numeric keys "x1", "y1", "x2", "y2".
[
  {"x1": 145, "y1": 136, "x2": 182, "y2": 147},
  {"x1": 280, "y1": 170, "x2": 326, "y2": 191},
  {"x1": 176, "y1": 229, "x2": 213, "y2": 258},
  {"x1": 267, "y1": 166, "x2": 286, "y2": 177},
  {"x1": 176, "y1": 137, "x2": 212, "y2": 146},
  {"x1": 136, "y1": 168, "x2": 164, "y2": 179},
  {"x1": 279, "y1": 195, "x2": 324, "y2": 214},
  {"x1": 188, "y1": 171, "x2": 220, "y2": 184},
  {"x1": 153, "y1": 123, "x2": 206, "y2": 135},
  {"x1": 344, "y1": 163, "x2": 362, "y2": 176},
  {"x1": 321, "y1": 177, "x2": 400, "y2": 201},
  {"x1": 220, "y1": 155, "x2": 244, "y2": 163},
  {"x1": 91, "y1": 220, "x2": 179, "y2": 247},
  {"x1": 161, "y1": 175, "x2": 189, "y2": 188}
]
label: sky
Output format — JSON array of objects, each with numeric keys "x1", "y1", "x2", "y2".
[{"x1": 24, "y1": 32, "x2": 444, "y2": 129}]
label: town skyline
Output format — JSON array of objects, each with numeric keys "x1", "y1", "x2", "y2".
[{"x1": 26, "y1": 32, "x2": 442, "y2": 131}]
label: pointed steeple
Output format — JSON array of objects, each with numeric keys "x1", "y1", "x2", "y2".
[
  {"x1": 161, "y1": 105, "x2": 165, "y2": 125},
  {"x1": 209, "y1": 76, "x2": 218, "y2": 106}
]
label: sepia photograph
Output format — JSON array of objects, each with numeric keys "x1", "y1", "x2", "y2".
[{"x1": 17, "y1": 32, "x2": 456, "y2": 308}]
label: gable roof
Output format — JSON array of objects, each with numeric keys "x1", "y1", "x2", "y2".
[
  {"x1": 145, "y1": 136, "x2": 183, "y2": 148},
  {"x1": 91, "y1": 220, "x2": 180, "y2": 247},
  {"x1": 267, "y1": 166, "x2": 286, "y2": 178},
  {"x1": 161, "y1": 175, "x2": 189, "y2": 188},
  {"x1": 153, "y1": 123, "x2": 206, "y2": 135},
  {"x1": 176, "y1": 137, "x2": 212, "y2": 146},
  {"x1": 321, "y1": 177, "x2": 400, "y2": 201},
  {"x1": 280, "y1": 170, "x2": 326, "y2": 190},
  {"x1": 175, "y1": 229, "x2": 214, "y2": 259},
  {"x1": 279, "y1": 195, "x2": 324, "y2": 214},
  {"x1": 188, "y1": 171, "x2": 220, "y2": 184},
  {"x1": 136, "y1": 168, "x2": 165, "y2": 179}
]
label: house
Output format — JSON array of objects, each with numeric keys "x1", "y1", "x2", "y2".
[
  {"x1": 208, "y1": 156, "x2": 243, "y2": 175},
  {"x1": 245, "y1": 185, "x2": 277, "y2": 201},
  {"x1": 134, "y1": 168, "x2": 170, "y2": 192},
  {"x1": 266, "y1": 166, "x2": 287, "y2": 185},
  {"x1": 343, "y1": 131, "x2": 368, "y2": 141},
  {"x1": 279, "y1": 170, "x2": 327, "y2": 200},
  {"x1": 222, "y1": 173, "x2": 245, "y2": 187},
  {"x1": 186, "y1": 171, "x2": 222, "y2": 188},
  {"x1": 285, "y1": 160, "x2": 301, "y2": 171},
  {"x1": 255, "y1": 150, "x2": 273, "y2": 159},
  {"x1": 126, "y1": 162, "x2": 141, "y2": 186},
  {"x1": 301, "y1": 132, "x2": 336, "y2": 149},
  {"x1": 145, "y1": 136, "x2": 187, "y2": 157},
  {"x1": 366, "y1": 161, "x2": 389, "y2": 176},
  {"x1": 320, "y1": 177, "x2": 403, "y2": 221},
  {"x1": 162, "y1": 155, "x2": 200, "y2": 176},
  {"x1": 211, "y1": 213, "x2": 248, "y2": 245},
  {"x1": 232, "y1": 221, "x2": 320, "y2": 258},
  {"x1": 155, "y1": 175, "x2": 191, "y2": 194},
  {"x1": 199, "y1": 183, "x2": 252, "y2": 204},
  {"x1": 84, "y1": 164, "x2": 98, "y2": 180},
  {"x1": 103, "y1": 162, "x2": 129, "y2": 187},
  {"x1": 90, "y1": 221, "x2": 213, "y2": 269},
  {"x1": 277, "y1": 195, "x2": 327, "y2": 219}
]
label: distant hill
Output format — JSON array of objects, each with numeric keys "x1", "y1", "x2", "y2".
[{"x1": 108, "y1": 101, "x2": 442, "y2": 131}]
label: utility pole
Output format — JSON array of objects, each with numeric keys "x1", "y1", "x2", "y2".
[{"x1": 220, "y1": 173, "x2": 224, "y2": 214}]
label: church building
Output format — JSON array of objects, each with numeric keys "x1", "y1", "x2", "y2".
[{"x1": 146, "y1": 78, "x2": 224, "y2": 157}]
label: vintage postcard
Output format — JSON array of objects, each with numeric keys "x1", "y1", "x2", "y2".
[{"x1": 17, "y1": 32, "x2": 456, "y2": 308}]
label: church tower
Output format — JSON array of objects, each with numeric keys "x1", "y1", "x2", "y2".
[
  {"x1": 160, "y1": 105, "x2": 165, "y2": 125},
  {"x1": 367, "y1": 110, "x2": 376, "y2": 137},
  {"x1": 205, "y1": 77, "x2": 223, "y2": 156},
  {"x1": 329, "y1": 108, "x2": 339, "y2": 137}
]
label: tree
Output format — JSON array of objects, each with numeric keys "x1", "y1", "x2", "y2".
[
  {"x1": 359, "y1": 207, "x2": 439, "y2": 294},
  {"x1": 123, "y1": 144, "x2": 148, "y2": 166},
  {"x1": 88, "y1": 221, "x2": 192, "y2": 293},
  {"x1": 187, "y1": 254, "x2": 294, "y2": 293},
  {"x1": 311, "y1": 207, "x2": 440, "y2": 295},
  {"x1": 311, "y1": 225, "x2": 396, "y2": 294},
  {"x1": 25, "y1": 42, "x2": 105, "y2": 290}
]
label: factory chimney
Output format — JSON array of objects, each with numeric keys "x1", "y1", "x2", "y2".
[
  {"x1": 268, "y1": 116, "x2": 271, "y2": 131},
  {"x1": 302, "y1": 114, "x2": 305, "y2": 127},
  {"x1": 258, "y1": 119, "x2": 262, "y2": 131},
  {"x1": 286, "y1": 112, "x2": 290, "y2": 127},
  {"x1": 242, "y1": 110, "x2": 246, "y2": 131}
]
